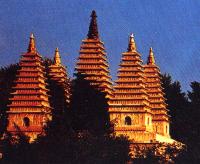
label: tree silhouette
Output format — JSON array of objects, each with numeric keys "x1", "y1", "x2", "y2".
[
  {"x1": 0, "y1": 64, "x2": 19, "y2": 136},
  {"x1": 69, "y1": 73, "x2": 111, "y2": 136},
  {"x1": 188, "y1": 81, "x2": 200, "y2": 109},
  {"x1": 161, "y1": 74, "x2": 200, "y2": 163},
  {"x1": 0, "y1": 131, "x2": 37, "y2": 164},
  {"x1": 185, "y1": 81, "x2": 200, "y2": 162},
  {"x1": 43, "y1": 58, "x2": 69, "y2": 122},
  {"x1": 0, "y1": 64, "x2": 130, "y2": 164},
  {"x1": 161, "y1": 74, "x2": 189, "y2": 142}
]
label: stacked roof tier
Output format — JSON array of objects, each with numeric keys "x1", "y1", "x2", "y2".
[
  {"x1": 109, "y1": 34, "x2": 154, "y2": 142},
  {"x1": 75, "y1": 10, "x2": 113, "y2": 99},
  {"x1": 7, "y1": 34, "x2": 51, "y2": 141},
  {"x1": 48, "y1": 48, "x2": 70, "y2": 105},
  {"x1": 144, "y1": 48, "x2": 170, "y2": 137}
]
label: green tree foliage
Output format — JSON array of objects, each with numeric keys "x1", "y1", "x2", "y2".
[
  {"x1": 43, "y1": 58, "x2": 69, "y2": 121},
  {"x1": 188, "y1": 81, "x2": 200, "y2": 109},
  {"x1": 0, "y1": 131, "x2": 36, "y2": 164},
  {"x1": 185, "y1": 81, "x2": 200, "y2": 162},
  {"x1": 0, "y1": 69, "x2": 130, "y2": 164},
  {"x1": 0, "y1": 64, "x2": 19, "y2": 136},
  {"x1": 161, "y1": 74, "x2": 189, "y2": 142},
  {"x1": 133, "y1": 145, "x2": 161, "y2": 164},
  {"x1": 132, "y1": 142, "x2": 184, "y2": 163},
  {"x1": 69, "y1": 73, "x2": 111, "y2": 136},
  {"x1": 161, "y1": 74, "x2": 200, "y2": 163},
  {"x1": 29, "y1": 73, "x2": 130, "y2": 163}
]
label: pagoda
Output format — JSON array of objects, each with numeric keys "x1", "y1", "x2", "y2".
[
  {"x1": 109, "y1": 34, "x2": 154, "y2": 142},
  {"x1": 75, "y1": 10, "x2": 113, "y2": 98},
  {"x1": 7, "y1": 34, "x2": 51, "y2": 141},
  {"x1": 144, "y1": 47, "x2": 170, "y2": 137},
  {"x1": 48, "y1": 48, "x2": 70, "y2": 108}
]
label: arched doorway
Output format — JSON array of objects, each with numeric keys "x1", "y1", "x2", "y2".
[
  {"x1": 125, "y1": 116, "x2": 131, "y2": 125},
  {"x1": 23, "y1": 117, "x2": 30, "y2": 127}
]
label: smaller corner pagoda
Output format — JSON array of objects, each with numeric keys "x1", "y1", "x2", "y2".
[
  {"x1": 48, "y1": 47, "x2": 71, "y2": 108},
  {"x1": 144, "y1": 47, "x2": 170, "y2": 138},
  {"x1": 7, "y1": 33, "x2": 52, "y2": 141},
  {"x1": 109, "y1": 34, "x2": 154, "y2": 143}
]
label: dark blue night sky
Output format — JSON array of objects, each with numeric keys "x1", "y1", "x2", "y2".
[{"x1": 0, "y1": 0, "x2": 200, "y2": 91}]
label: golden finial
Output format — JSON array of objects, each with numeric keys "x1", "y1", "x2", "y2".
[
  {"x1": 147, "y1": 47, "x2": 155, "y2": 64},
  {"x1": 27, "y1": 33, "x2": 36, "y2": 53},
  {"x1": 127, "y1": 33, "x2": 136, "y2": 52},
  {"x1": 54, "y1": 47, "x2": 61, "y2": 65}
]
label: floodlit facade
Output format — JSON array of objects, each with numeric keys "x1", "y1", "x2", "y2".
[
  {"x1": 109, "y1": 35, "x2": 172, "y2": 143},
  {"x1": 144, "y1": 47, "x2": 170, "y2": 137},
  {"x1": 109, "y1": 34, "x2": 155, "y2": 142},
  {"x1": 48, "y1": 48, "x2": 70, "y2": 105},
  {"x1": 75, "y1": 10, "x2": 113, "y2": 99},
  {"x1": 6, "y1": 10, "x2": 173, "y2": 144},
  {"x1": 7, "y1": 34, "x2": 52, "y2": 141}
]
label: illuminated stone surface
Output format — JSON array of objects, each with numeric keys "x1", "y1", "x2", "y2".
[
  {"x1": 75, "y1": 10, "x2": 113, "y2": 99},
  {"x1": 144, "y1": 47, "x2": 170, "y2": 137},
  {"x1": 48, "y1": 48, "x2": 70, "y2": 104},
  {"x1": 7, "y1": 34, "x2": 51, "y2": 141},
  {"x1": 109, "y1": 35, "x2": 172, "y2": 143}
]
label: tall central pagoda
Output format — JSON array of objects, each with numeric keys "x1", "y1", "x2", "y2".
[
  {"x1": 144, "y1": 48, "x2": 170, "y2": 137},
  {"x1": 7, "y1": 34, "x2": 51, "y2": 141},
  {"x1": 75, "y1": 10, "x2": 113, "y2": 98},
  {"x1": 109, "y1": 34, "x2": 154, "y2": 142}
]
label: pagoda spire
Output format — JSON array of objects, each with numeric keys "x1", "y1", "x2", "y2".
[
  {"x1": 127, "y1": 33, "x2": 136, "y2": 52},
  {"x1": 87, "y1": 10, "x2": 99, "y2": 39},
  {"x1": 27, "y1": 33, "x2": 37, "y2": 53},
  {"x1": 147, "y1": 47, "x2": 155, "y2": 64},
  {"x1": 109, "y1": 34, "x2": 153, "y2": 143},
  {"x1": 7, "y1": 34, "x2": 51, "y2": 141},
  {"x1": 76, "y1": 11, "x2": 113, "y2": 98},
  {"x1": 144, "y1": 47, "x2": 170, "y2": 137},
  {"x1": 54, "y1": 47, "x2": 61, "y2": 65},
  {"x1": 49, "y1": 48, "x2": 71, "y2": 106}
]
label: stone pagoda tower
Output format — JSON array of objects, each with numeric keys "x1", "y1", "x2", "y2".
[
  {"x1": 7, "y1": 34, "x2": 51, "y2": 141},
  {"x1": 144, "y1": 47, "x2": 170, "y2": 137},
  {"x1": 109, "y1": 34, "x2": 154, "y2": 142},
  {"x1": 48, "y1": 47, "x2": 70, "y2": 107},
  {"x1": 75, "y1": 10, "x2": 113, "y2": 98}
]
